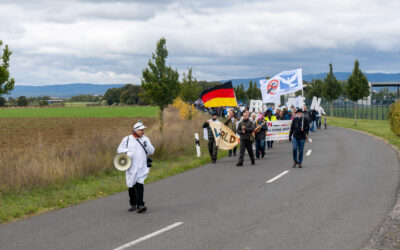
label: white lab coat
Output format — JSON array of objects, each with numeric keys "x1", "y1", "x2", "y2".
[{"x1": 117, "y1": 135, "x2": 155, "y2": 187}]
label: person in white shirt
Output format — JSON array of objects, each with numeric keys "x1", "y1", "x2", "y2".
[{"x1": 117, "y1": 121, "x2": 154, "y2": 213}]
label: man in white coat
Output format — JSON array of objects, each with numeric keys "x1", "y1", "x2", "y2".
[{"x1": 117, "y1": 121, "x2": 154, "y2": 213}]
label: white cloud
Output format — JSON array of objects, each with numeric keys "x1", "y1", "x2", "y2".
[{"x1": 1, "y1": 0, "x2": 399, "y2": 85}]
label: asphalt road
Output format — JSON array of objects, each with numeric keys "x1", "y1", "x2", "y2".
[{"x1": 1, "y1": 127, "x2": 399, "y2": 250}]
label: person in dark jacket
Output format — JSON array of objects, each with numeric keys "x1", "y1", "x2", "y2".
[
  {"x1": 236, "y1": 111, "x2": 255, "y2": 167},
  {"x1": 254, "y1": 115, "x2": 268, "y2": 159},
  {"x1": 202, "y1": 110, "x2": 220, "y2": 163},
  {"x1": 224, "y1": 110, "x2": 238, "y2": 157},
  {"x1": 289, "y1": 108, "x2": 310, "y2": 168}
]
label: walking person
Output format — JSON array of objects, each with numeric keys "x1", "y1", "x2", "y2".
[
  {"x1": 236, "y1": 111, "x2": 256, "y2": 167},
  {"x1": 254, "y1": 115, "x2": 268, "y2": 159},
  {"x1": 224, "y1": 110, "x2": 238, "y2": 157},
  {"x1": 289, "y1": 109, "x2": 310, "y2": 168},
  {"x1": 117, "y1": 121, "x2": 155, "y2": 213},
  {"x1": 203, "y1": 111, "x2": 220, "y2": 163},
  {"x1": 264, "y1": 108, "x2": 277, "y2": 149}
]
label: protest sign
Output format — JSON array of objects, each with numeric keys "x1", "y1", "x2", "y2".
[{"x1": 266, "y1": 120, "x2": 292, "y2": 141}]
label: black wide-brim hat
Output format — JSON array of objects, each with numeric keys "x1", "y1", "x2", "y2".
[{"x1": 295, "y1": 108, "x2": 303, "y2": 113}]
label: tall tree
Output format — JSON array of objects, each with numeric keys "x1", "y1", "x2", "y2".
[
  {"x1": 180, "y1": 68, "x2": 201, "y2": 120},
  {"x1": 246, "y1": 80, "x2": 262, "y2": 100},
  {"x1": 0, "y1": 41, "x2": 15, "y2": 97},
  {"x1": 234, "y1": 84, "x2": 246, "y2": 103},
  {"x1": 346, "y1": 59, "x2": 370, "y2": 126},
  {"x1": 142, "y1": 38, "x2": 180, "y2": 131},
  {"x1": 322, "y1": 63, "x2": 342, "y2": 118},
  {"x1": 305, "y1": 79, "x2": 323, "y2": 100}
]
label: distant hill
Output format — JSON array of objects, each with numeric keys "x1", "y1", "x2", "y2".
[
  {"x1": 225, "y1": 72, "x2": 400, "y2": 88},
  {"x1": 6, "y1": 83, "x2": 126, "y2": 98},
  {"x1": 5, "y1": 72, "x2": 400, "y2": 98}
]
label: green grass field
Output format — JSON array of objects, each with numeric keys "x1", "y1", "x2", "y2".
[
  {"x1": 0, "y1": 106, "x2": 159, "y2": 118},
  {"x1": 329, "y1": 117, "x2": 400, "y2": 151}
]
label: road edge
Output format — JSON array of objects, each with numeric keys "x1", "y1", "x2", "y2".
[{"x1": 339, "y1": 128, "x2": 400, "y2": 250}]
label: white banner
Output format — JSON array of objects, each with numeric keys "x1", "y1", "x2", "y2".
[
  {"x1": 266, "y1": 120, "x2": 292, "y2": 141},
  {"x1": 260, "y1": 68, "x2": 303, "y2": 103}
]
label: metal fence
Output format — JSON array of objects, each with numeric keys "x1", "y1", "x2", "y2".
[{"x1": 319, "y1": 99, "x2": 394, "y2": 121}]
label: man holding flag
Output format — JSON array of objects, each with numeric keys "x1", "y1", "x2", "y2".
[{"x1": 200, "y1": 81, "x2": 238, "y2": 163}]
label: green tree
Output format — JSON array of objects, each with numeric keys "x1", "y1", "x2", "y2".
[
  {"x1": 346, "y1": 59, "x2": 370, "y2": 126},
  {"x1": 0, "y1": 96, "x2": 5, "y2": 106},
  {"x1": 142, "y1": 38, "x2": 180, "y2": 131},
  {"x1": 305, "y1": 79, "x2": 323, "y2": 100},
  {"x1": 17, "y1": 96, "x2": 28, "y2": 106},
  {"x1": 120, "y1": 84, "x2": 144, "y2": 105},
  {"x1": 322, "y1": 63, "x2": 342, "y2": 118},
  {"x1": 234, "y1": 84, "x2": 246, "y2": 103},
  {"x1": 197, "y1": 81, "x2": 221, "y2": 92},
  {"x1": 246, "y1": 80, "x2": 262, "y2": 100},
  {"x1": 103, "y1": 87, "x2": 122, "y2": 105},
  {"x1": 180, "y1": 68, "x2": 201, "y2": 120},
  {"x1": 0, "y1": 41, "x2": 15, "y2": 97}
]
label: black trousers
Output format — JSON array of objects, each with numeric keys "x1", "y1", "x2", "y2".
[
  {"x1": 128, "y1": 183, "x2": 144, "y2": 206},
  {"x1": 238, "y1": 139, "x2": 255, "y2": 164},
  {"x1": 229, "y1": 146, "x2": 237, "y2": 156},
  {"x1": 208, "y1": 138, "x2": 218, "y2": 161}
]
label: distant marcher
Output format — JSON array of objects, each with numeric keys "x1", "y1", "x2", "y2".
[
  {"x1": 254, "y1": 115, "x2": 268, "y2": 159},
  {"x1": 289, "y1": 109, "x2": 310, "y2": 168},
  {"x1": 264, "y1": 108, "x2": 277, "y2": 149},
  {"x1": 310, "y1": 109, "x2": 317, "y2": 132},
  {"x1": 224, "y1": 110, "x2": 238, "y2": 157},
  {"x1": 236, "y1": 111, "x2": 256, "y2": 167},
  {"x1": 117, "y1": 121, "x2": 155, "y2": 213},
  {"x1": 203, "y1": 111, "x2": 220, "y2": 163},
  {"x1": 303, "y1": 106, "x2": 311, "y2": 127}
]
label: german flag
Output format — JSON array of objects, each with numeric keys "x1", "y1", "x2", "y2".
[{"x1": 199, "y1": 81, "x2": 238, "y2": 108}]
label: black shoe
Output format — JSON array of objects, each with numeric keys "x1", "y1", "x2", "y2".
[
  {"x1": 137, "y1": 205, "x2": 147, "y2": 213},
  {"x1": 228, "y1": 154, "x2": 232, "y2": 157},
  {"x1": 128, "y1": 205, "x2": 136, "y2": 212},
  {"x1": 236, "y1": 162, "x2": 243, "y2": 167},
  {"x1": 292, "y1": 162, "x2": 297, "y2": 168},
  {"x1": 251, "y1": 160, "x2": 255, "y2": 165},
  {"x1": 233, "y1": 153, "x2": 237, "y2": 156},
  {"x1": 298, "y1": 163, "x2": 302, "y2": 168},
  {"x1": 212, "y1": 160, "x2": 216, "y2": 164}
]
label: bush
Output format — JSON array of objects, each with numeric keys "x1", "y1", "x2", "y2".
[
  {"x1": 0, "y1": 97, "x2": 6, "y2": 107},
  {"x1": 17, "y1": 96, "x2": 28, "y2": 106},
  {"x1": 389, "y1": 100, "x2": 400, "y2": 136}
]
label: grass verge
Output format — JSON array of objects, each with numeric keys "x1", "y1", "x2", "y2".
[
  {"x1": 328, "y1": 117, "x2": 400, "y2": 151},
  {"x1": 0, "y1": 149, "x2": 227, "y2": 224}
]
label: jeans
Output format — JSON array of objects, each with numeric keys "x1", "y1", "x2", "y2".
[
  {"x1": 311, "y1": 121, "x2": 317, "y2": 132},
  {"x1": 316, "y1": 116, "x2": 321, "y2": 128},
  {"x1": 292, "y1": 138, "x2": 305, "y2": 163},
  {"x1": 255, "y1": 139, "x2": 266, "y2": 158},
  {"x1": 267, "y1": 140, "x2": 274, "y2": 149},
  {"x1": 229, "y1": 146, "x2": 237, "y2": 156}
]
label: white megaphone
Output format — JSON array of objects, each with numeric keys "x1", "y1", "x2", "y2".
[{"x1": 113, "y1": 153, "x2": 132, "y2": 171}]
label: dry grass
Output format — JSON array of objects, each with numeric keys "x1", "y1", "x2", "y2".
[{"x1": 0, "y1": 106, "x2": 209, "y2": 194}]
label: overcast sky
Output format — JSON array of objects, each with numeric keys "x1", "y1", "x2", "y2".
[{"x1": 1, "y1": 0, "x2": 400, "y2": 85}]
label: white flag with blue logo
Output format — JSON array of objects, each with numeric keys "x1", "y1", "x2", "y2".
[{"x1": 260, "y1": 68, "x2": 303, "y2": 103}]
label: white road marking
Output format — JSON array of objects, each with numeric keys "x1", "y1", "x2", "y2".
[
  {"x1": 308, "y1": 138, "x2": 312, "y2": 143},
  {"x1": 114, "y1": 222, "x2": 183, "y2": 250},
  {"x1": 306, "y1": 149, "x2": 312, "y2": 156},
  {"x1": 266, "y1": 171, "x2": 290, "y2": 184}
]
